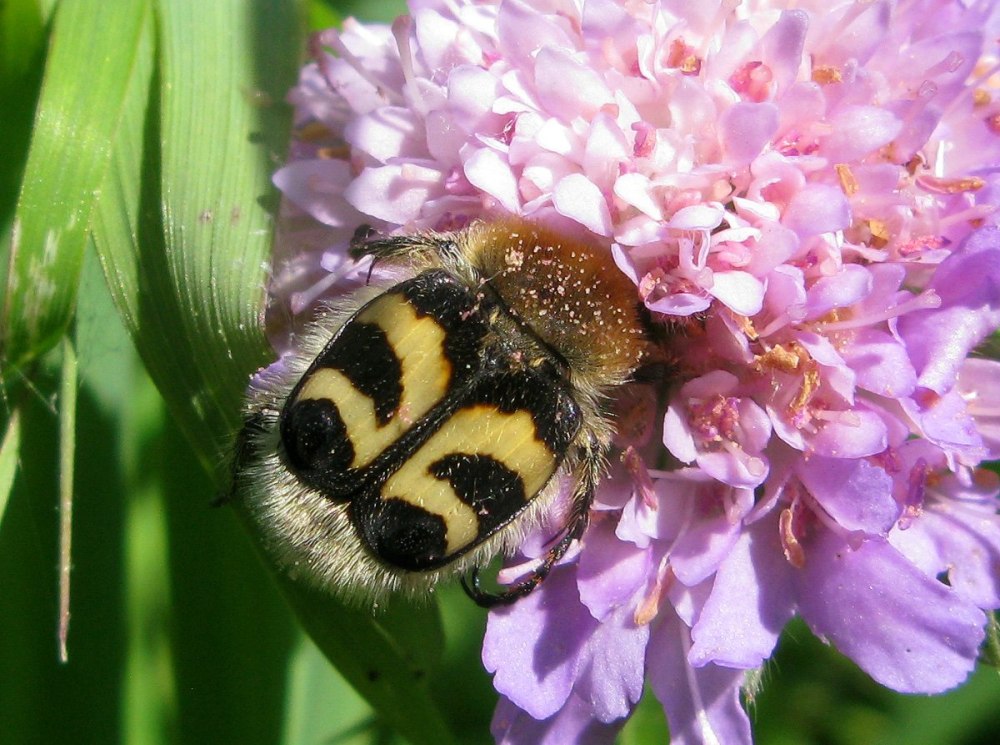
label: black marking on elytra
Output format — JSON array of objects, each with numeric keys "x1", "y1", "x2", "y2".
[
  {"x1": 468, "y1": 367, "x2": 581, "y2": 455},
  {"x1": 315, "y1": 321, "x2": 402, "y2": 425},
  {"x1": 398, "y1": 270, "x2": 489, "y2": 386},
  {"x1": 358, "y1": 496, "x2": 448, "y2": 571},
  {"x1": 280, "y1": 398, "x2": 354, "y2": 475},
  {"x1": 429, "y1": 453, "x2": 526, "y2": 538}
]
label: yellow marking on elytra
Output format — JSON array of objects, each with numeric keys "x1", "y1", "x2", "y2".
[
  {"x1": 296, "y1": 294, "x2": 450, "y2": 468},
  {"x1": 382, "y1": 406, "x2": 557, "y2": 555}
]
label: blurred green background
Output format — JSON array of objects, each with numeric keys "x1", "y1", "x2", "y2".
[{"x1": 1, "y1": 1, "x2": 997, "y2": 743}]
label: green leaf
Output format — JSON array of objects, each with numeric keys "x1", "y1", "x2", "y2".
[
  {"x1": 93, "y1": 0, "x2": 299, "y2": 472},
  {"x1": 92, "y1": 3, "x2": 459, "y2": 743},
  {"x1": 307, "y1": 0, "x2": 341, "y2": 31},
  {"x1": 0, "y1": 0, "x2": 47, "y2": 83},
  {"x1": 283, "y1": 635, "x2": 381, "y2": 745},
  {"x1": 0, "y1": 407, "x2": 20, "y2": 530},
  {"x1": 618, "y1": 685, "x2": 669, "y2": 744},
  {"x1": 272, "y1": 570, "x2": 458, "y2": 745},
  {"x1": 328, "y1": 0, "x2": 408, "y2": 23},
  {"x1": 91, "y1": 0, "x2": 304, "y2": 474},
  {"x1": 0, "y1": 0, "x2": 149, "y2": 370},
  {"x1": 57, "y1": 336, "x2": 77, "y2": 662},
  {"x1": 149, "y1": 0, "x2": 303, "y2": 469},
  {"x1": 0, "y1": 0, "x2": 50, "y2": 236},
  {"x1": 983, "y1": 611, "x2": 1000, "y2": 669}
]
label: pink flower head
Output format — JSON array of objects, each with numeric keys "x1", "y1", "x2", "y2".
[{"x1": 272, "y1": 0, "x2": 1000, "y2": 742}]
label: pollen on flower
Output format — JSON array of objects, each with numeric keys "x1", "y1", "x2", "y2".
[
  {"x1": 316, "y1": 144, "x2": 351, "y2": 160},
  {"x1": 811, "y1": 65, "x2": 843, "y2": 85},
  {"x1": 973, "y1": 88, "x2": 992, "y2": 107},
  {"x1": 621, "y1": 446, "x2": 657, "y2": 507},
  {"x1": 503, "y1": 248, "x2": 524, "y2": 269},
  {"x1": 780, "y1": 504, "x2": 807, "y2": 569},
  {"x1": 296, "y1": 121, "x2": 334, "y2": 142},
  {"x1": 972, "y1": 467, "x2": 1000, "y2": 489},
  {"x1": 917, "y1": 175, "x2": 986, "y2": 194},
  {"x1": 835, "y1": 164, "x2": 860, "y2": 196},
  {"x1": 755, "y1": 345, "x2": 801, "y2": 375},
  {"x1": 898, "y1": 461, "x2": 930, "y2": 529},
  {"x1": 689, "y1": 395, "x2": 740, "y2": 443},
  {"x1": 634, "y1": 559, "x2": 672, "y2": 626},
  {"x1": 790, "y1": 369, "x2": 822, "y2": 414},
  {"x1": 867, "y1": 219, "x2": 891, "y2": 248},
  {"x1": 665, "y1": 38, "x2": 701, "y2": 76}
]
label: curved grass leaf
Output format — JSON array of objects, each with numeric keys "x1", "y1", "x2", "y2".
[
  {"x1": 0, "y1": 407, "x2": 20, "y2": 530},
  {"x1": 0, "y1": 0, "x2": 50, "y2": 239},
  {"x1": 57, "y1": 336, "x2": 77, "y2": 662},
  {"x1": 0, "y1": 0, "x2": 148, "y2": 370},
  {"x1": 94, "y1": 0, "x2": 292, "y2": 472},
  {"x1": 90, "y1": 2, "x2": 457, "y2": 742},
  {"x1": 272, "y1": 569, "x2": 458, "y2": 745}
]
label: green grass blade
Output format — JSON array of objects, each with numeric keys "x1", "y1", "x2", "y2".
[
  {"x1": 0, "y1": 248, "x2": 135, "y2": 744},
  {"x1": 92, "y1": 3, "x2": 460, "y2": 742},
  {"x1": 0, "y1": 0, "x2": 50, "y2": 238},
  {"x1": 144, "y1": 0, "x2": 301, "y2": 469},
  {"x1": 0, "y1": 407, "x2": 21, "y2": 530},
  {"x1": 57, "y1": 336, "x2": 77, "y2": 662},
  {"x1": 983, "y1": 612, "x2": 1000, "y2": 669},
  {"x1": 275, "y1": 576, "x2": 459, "y2": 745},
  {"x1": 282, "y1": 635, "x2": 382, "y2": 745},
  {"x1": 0, "y1": 0, "x2": 149, "y2": 370},
  {"x1": 120, "y1": 345, "x2": 179, "y2": 745},
  {"x1": 92, "y1": 0, "x2": 300, "y2": 471},
  {"x1": 93, "y1": 0, "x2": 294, "y2": 472}
]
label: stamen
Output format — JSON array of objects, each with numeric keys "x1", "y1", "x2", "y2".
[
  {"x1": 815, "y1": 290, "x2": 941, "y2": 331},
  {"x1": 779, "y1": 506, "x2": 805, "y2": 568},
  {"x1": 392, "y1": 15, "x2": 429, "y2": 115},
  {"x1": 634, "y1": 557, "x2": 673, "y2": 625},
  {"x1": 623, "y1": 447, "x2": 658, "y2": 509}
]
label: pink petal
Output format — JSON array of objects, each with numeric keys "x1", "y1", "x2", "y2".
[
  {"x1": 663, "y1": 403, "x2": 698, "y2": 464},
  {"x1": 667, "y1": 204, "x2": 725, "y2": 231},
  {"x1": 810, "y1": 408, "x2": 888, "y2": 458},
  {"x1": 578, "y1": 520, "x2": 651, "y2": 621},
  {"x1": 614, "y1": 173, "x2": 663, "y2": 219},
  {"x1": 782, "y1": 184, "x2": 851, "y2": 238},
  {"x1": 759, "y1": 11, "x2": 809, "y2": 93},
  {"x1": 720, "y1": 102, "x2": 779, "y2": 164},
  {"x1": 804, "y1": 264, "x2": 873, "y2": 319},
  {"x1": 797, "y1": 531, "x2": 985, "y2": 694},
  {"x1": 344, "y1": 163, "x2": 445, "y2": 224},
  {"x1": 534, "y1": 46, "x2": 613, "y2": 121},
  {"x1": 575, "y1": 603, "x2": 649, "y2": 722},
  {"x1": 483, "y1": 568, "x2": 591, "y2": 719},
  {"x1": 583, "y1": 112, "x2": 631, "y2": 187},
  {"x1": 797, "y1": 455, "x2": 899, "y2": 534},
  {"x1": 841, "y1": 328, "x2": 917, "y2": 399},
  {"x1": 344, "y1": 106, "x2": 425, "y2": 162},
  {"x1": 709, "y1": 270, "x2": 764, "y2": 315},
  {"x1": 821, "y1": 105, "x2": 903, "y2": 162},
  {"x1": 553, "y1": 173, "x2": 613, "y2": 236},
  {"x1": 464, "y1": 145, "x2": 521, "y2": 212},
  {"x1": 497, "y1": 0, "x2": 577, "y2": 71},
  {"x1": 273, "y1": 160, "x2": 362, "y2": 227},
  {"x1": 689, "y1": 517, "x2": 795, "y2": 668},
  {"x1": 492, "y1": 693, "x2": 621, "y2": 745},
  {"x1": 648, "y1": 613, "x2": 752, "y2": 745}
]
